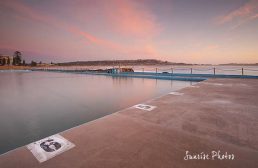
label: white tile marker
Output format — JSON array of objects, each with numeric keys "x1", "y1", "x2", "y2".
[
  {"x1": 190, "y1": 85, "x2": 200, "y2": 88},
  {"x1": 169, "y1": 92, "x2": 184, "y2": 96},
  {"x1": 203, "y1": 82, "x2": 223, "y2": 86},
  {"x1": 27, "y1": 134, "x2": 75, "y2": 163},
  {"x1": 133, "y1": 104, "x2": 156, "y2": 111}
]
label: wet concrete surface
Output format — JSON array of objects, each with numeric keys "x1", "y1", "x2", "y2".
[{"x1": 0, "y1": 78, "x2": 258, "y2": 168}]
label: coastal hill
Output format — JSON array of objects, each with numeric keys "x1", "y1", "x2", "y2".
[
  {"x1": 57, "y1": 59, "x2": 258, "y2": 66},
  {"x1": 57, "y1": 59, "x2": 203, "y2": 66},
  {"x1": 219, "y1": 63, "x2": 258, "y2": 66}
]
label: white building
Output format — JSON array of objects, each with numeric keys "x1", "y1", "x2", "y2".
[{"x1": 0, "y1": 55, "x2": 13, "y2": 65}]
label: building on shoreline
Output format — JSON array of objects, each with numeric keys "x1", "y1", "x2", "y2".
[{"x1": 0, "y1": 55, "x2": 13, "y2": 66}]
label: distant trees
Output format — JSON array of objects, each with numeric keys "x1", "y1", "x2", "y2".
[
  {"x1": 13, "y1": 51, "x2": 22, "y2": 65},
  {"x1": 2, "y1": 58, "x2": 6, "y2": 65},
  {"x1": 0, "y1": 51, "x2": 28, "y2": 66},
  {"x1": 31, "y1": 61, "x2": 37, "y2": 66},
  {"x1": 7, "y1": 58, "x2": 10, "y2": 65}
]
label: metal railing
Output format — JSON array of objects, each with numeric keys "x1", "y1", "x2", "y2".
[
  {"x1": 133, "y1": 67, "x2": 258, "y2": 76},
  {"x1": 31, "y1": 66, "x2": 258, "y2": 76}
]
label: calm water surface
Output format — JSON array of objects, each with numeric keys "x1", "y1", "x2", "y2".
[{"x1": 0, "y1": 71, "x2": 195, "y2": 154}]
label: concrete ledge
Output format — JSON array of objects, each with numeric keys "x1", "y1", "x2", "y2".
[
  {"x1": 31, "y1": 69, "x2": 207, "y2": 82},
  {"x1": 124, "y1": 71, "x2": 258, "y2": 79},
  {"x1": 32, "y1": 69, "x2": 258, "y2": 81}
]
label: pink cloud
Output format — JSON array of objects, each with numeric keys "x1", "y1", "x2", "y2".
[
  {"x1": 216, "y1": 0, "x2": 258, "y2": 25},
  {"x1": 1, "y1": 0, "x2": 163, "y2": 61},
  {"x1": 206, "y1": 44, "x2": 219, "y2": 50},
  {"x1": 230, "y1": 13, "x2": 258, "y2": 30},
  {"x1": 2, "y1": 1, "x2": 53, "y2": 25},
  {"x1": 1, "y1": 1, "x2": 124, "y2": 51},
  {"x1": 68, "y1": 26, "x2": 125, "y2": 52},
  {"x1": 250, "y1": 13, "x2": 258, "y2": 19},
  {"x1": 104, "y1": 0, "x2": 161, "y2": 38}
]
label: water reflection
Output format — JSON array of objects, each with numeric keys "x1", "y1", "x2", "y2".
[{"x1": 0, "y1": 71, "x2": 195, "y2": 154}]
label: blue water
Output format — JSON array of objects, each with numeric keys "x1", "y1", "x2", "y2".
[{"x1": 0, "y1": 71, "x2": 195, "y2": 154}]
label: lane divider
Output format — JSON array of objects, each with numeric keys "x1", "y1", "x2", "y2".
[{"x1": 27, "y1": 134, "x2": 75, "y2": 163}]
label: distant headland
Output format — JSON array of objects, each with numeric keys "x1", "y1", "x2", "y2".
[
  {"x1": 57, "y1": 59, "x2": 208, "y2": 66},
  {"x1": 219, "y1": 63, "x2": 258, "y2": 66}
]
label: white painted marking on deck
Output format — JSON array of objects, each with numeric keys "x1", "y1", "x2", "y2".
[
  {"x1": 133, "y1": 104, "x2": 156, "y2": 111},
  {"x1": 169, "y1": 92, "x2": 184, "y2": 96},
  {"x1": 27, "y1": 134, "x2": 75, "y2": 163},
  {"x1": 204, "y1": 99, "x2": 232, "y2": 104},
  {"x1": 190, "y1": 85, "x2": 200, "y2": 88},
  {"x1": 203, "y1": 82, "x2": 224, "y2": 86}
]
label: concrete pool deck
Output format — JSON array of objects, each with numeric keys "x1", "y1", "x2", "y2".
[{"x1": 0, "y1": 78, "x2": 258, "y2": 168}]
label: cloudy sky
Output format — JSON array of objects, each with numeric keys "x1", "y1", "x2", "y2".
[{"x1": 0, "y1": 0, "x2": 258, "y2": 64}]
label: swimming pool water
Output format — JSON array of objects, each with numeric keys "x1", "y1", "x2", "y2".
[{"x1": 0, "y1": 71, "x2": 196, "y2": 154}]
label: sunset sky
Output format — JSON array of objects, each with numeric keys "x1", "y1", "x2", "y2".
[{"x1": 0, "y1": 0, "x2": 258, "y2": 64}]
